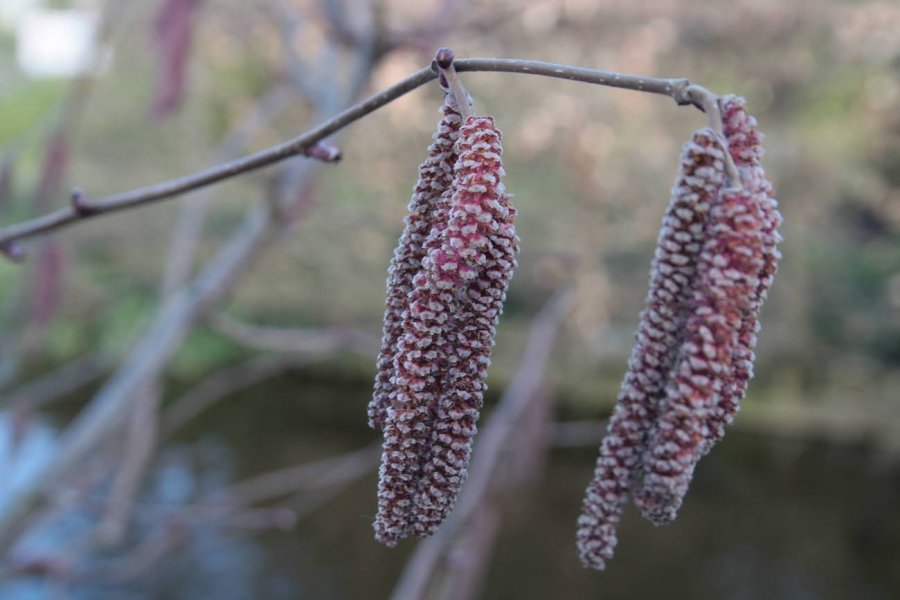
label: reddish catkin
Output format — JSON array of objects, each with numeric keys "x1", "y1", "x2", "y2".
[
  {"x1": 576, "y1": 129, "x2": 726, "y2": 570},
  {"x1": 368, "y1": 95, "x2": 462, "y2": 431},
  {"x1": 411, "y1": 116, "x2": 518, "y2": 536},
  {"x1": 635, "y1": 185, "x2": 768, "y2": 524},
  {"x1": 373, "y1": 116, "x2": 517, "y2": 545},
  {"x1": 374, "y1": 240, "x2": 457, "y2": 546},
  {"x1": 702, "y1": 96, "x2": 783, "y2": 450}
]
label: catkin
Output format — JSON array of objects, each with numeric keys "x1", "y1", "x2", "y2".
[
  {"x1": 577, "y1": 128, "x2": 727, "y2": 569},
  {"x1": 369, "y1": 95, "x2": 462, "y2": 431},
  {"x1": 374, "y1": 114, "x2": 518, "y2": 546},
  {"x1": 412, "y1": 116, "x2": 518, "y2": 536}
]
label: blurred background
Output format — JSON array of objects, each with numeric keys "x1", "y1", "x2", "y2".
[{"x1": 0, "y1": 0, "x2": 899, "y2": 598}]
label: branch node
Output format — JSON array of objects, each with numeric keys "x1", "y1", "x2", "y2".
[
  {"x1": 0, "y1": 241, "x2": 25, "y2": 263},
  {"x1": 71, "y1": 187, "x2": 98, "y2": 216},
  {"x1": 434, "y1": 47, "x2": 454, "y2": 70},
  {"x1": 684, "y1": 85, "x2": 743, "y2": 189},
  {"x1": 671, "y1": 79, "x2": 696, "y2": 106},
  {"x1": 303, "y1": 142, "x2": 343, "y2": 163},
  {"x1": 433, "y1": 47, "x2": 473, "y2": 121}
]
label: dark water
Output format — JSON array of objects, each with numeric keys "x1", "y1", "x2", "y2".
[{"x1": 3, "y1": 374, "x2": 899, "y2": 599}]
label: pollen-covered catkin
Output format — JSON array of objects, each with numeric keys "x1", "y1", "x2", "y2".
[
  {"x1": 368, "y1": 95, "x2": 462, "y2": 431},
  {"x1": 374, "y1": 239, "x2": 458, "y2": 546},
  {"x1": 374, "y1": 116, "x2": 518, "y2": 545},
  {"x1": 702, "y1": 96, "x2": 783, "y2": 450},
  {"x1": 576, "y1": 129, "x2": 726, "y2": 570},
  {"x1": 635, "y1": 185, "x2": 768, "y2": 524},
  {"x1": 411, "y1": 116, "x2": 518, "y2": 536},
  {"x1": 634, "y1": 96, "x2": 783, "y2": 526}
]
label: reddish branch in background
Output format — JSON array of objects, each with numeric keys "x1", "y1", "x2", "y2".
[
  {"x1": 0, "y1": 155, "x2": 14, "y2": 212},
  {"x1": 152, "y1": 0, "x2": 203, "y2": 119}
]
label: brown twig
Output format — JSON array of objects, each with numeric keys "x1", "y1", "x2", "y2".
[
  {"x1": 0, "y1": 33, "x2": 383, "y2": 553},
  {"x1": 0, "y1": 57, "x2": 713, "y2": 249},
  {"x1": 684, "y1": 84, "x2": 742, "y2": 187}
]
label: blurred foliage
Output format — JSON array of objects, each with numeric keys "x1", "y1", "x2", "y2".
[{"x1": 1, "y1": 0, "x2": 899, "y2": 426}]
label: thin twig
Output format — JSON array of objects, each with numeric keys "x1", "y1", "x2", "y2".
[
  {"x1": 0, "y1": 57, "x2": 709, "y2": 248},
  {"x1": 434, "y1": 48, "x2": 473, "y2": 120},
  {"x1": 684, "y1": 84, "x2": 742, "y2": 187},
  {"x1": 191, "y1": 443, "x2": 380, "y2": 516},
  {"x1": 0, "y1": 39, "x2": 382, "y2": 554},
  {"x1": 160, "y1": 354, "x2": 313, "y2": 437},
  {"x1": 209, "y1": 312, "x2": 377, "y2": 355},
  {"x1": 3, "y1": 352, "x2": 106, "y2": 410}
]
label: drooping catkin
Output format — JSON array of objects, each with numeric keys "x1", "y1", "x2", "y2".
[
  {"x1": 368, "y1": 95, "x2": 462, "y2": 431},
  {"x1": 374, "y1": 230, "x2": 458, "y2": 546},
  {"x1": 635, "y1": 185, "x2": 769, "y2": 524},
  {"x1": 702, "y1": 96, "x2": 783, "y2": 450},
  {"x1": 576, "y1": 129, "x2": 726, "y2": 570},
  {"x1": 373, "y1": 115, "x2": 518, "y2": 545},
  {"x1": 634, "y1": 96, "x2": 783, "y2": 525},
  {"x1": 411, "y1": 116, "x2": 518, "y2": 536}
]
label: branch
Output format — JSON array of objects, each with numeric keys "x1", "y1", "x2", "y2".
[
  {"x1": 208, "y1": 312, "x2": 377, "y2": 355},
  {"x1": 192, "y1": 443, "x2": 380, "y2": 514},
  {"x1": 89, "y1": 444, "x2": 379, "y2": 584},
  {"x1": 160, "y1": 354, "x2": 313, "y2": 437},
  {"x1": 2, "y1": 352, "x2": 106, "y2": 411},
  {"x1": 95, "y1": 383, "x2": 160, "y2": 548},
  {"x1": 0, "y1": 42, "x2": 382, "y2": 554},
  {"x1": 0, "y1": 57, "x2": 710, "y2": 248}
]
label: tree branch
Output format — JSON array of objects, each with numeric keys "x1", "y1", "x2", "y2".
[
  {"x1": 2, "y1": 352, "x2": 106, "y2": 411},
  {"x1": 0, "y1": 57, "x2": 710, "y2": 249},
  {"x1": 208, "y1": 312, "x2": 377, "y2": 355},
  {"x1": 0, "y1": 31, "x2": 382, "y2": 554},
  {"x1": 161, "y1": 354, "x2": 315, "y2": 437}
]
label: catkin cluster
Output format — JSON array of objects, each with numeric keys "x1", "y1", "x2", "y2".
[
  {"x1": 577, "y1": 96, "x2": 783, "y2": 570},
  {"x1": 371, "y1": 95, "x2": 518, "y2": 546},
  {"x1": 368, "y1": 87, "x2": 781, "y2": 567}
]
